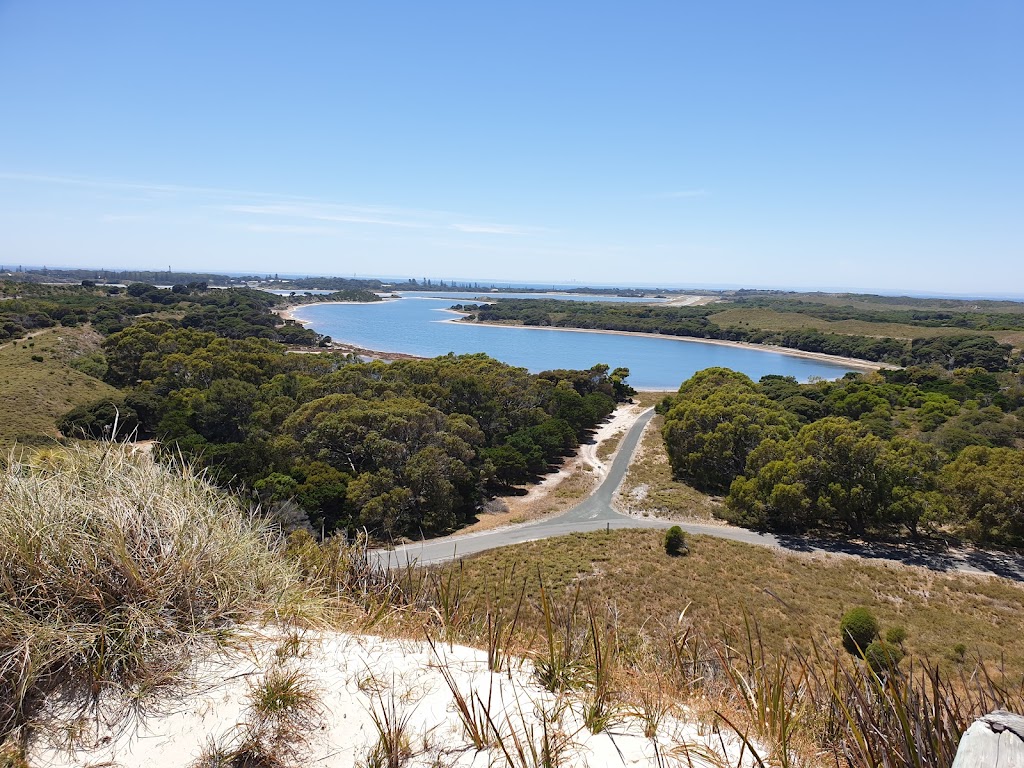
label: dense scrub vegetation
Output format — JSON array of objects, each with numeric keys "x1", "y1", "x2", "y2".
[
  {"x1": 94, "y1": 327, "x2": 627, "y2": 537},
  {"x1": 4, "y1": 278, "x2": 629, "y2": 540},
  {"x1": 0, "y1": 280, "x2": 338, "y2": 344},
  {"x1": 467, "y1": 298, "x2": 1020, "y2": 370},
  {"x1": 660, "y1": 366, "x2": 1024, "y2": 546},
  {"x1": 730, "y1": 290, "x2": 1024, "y2": 329}
]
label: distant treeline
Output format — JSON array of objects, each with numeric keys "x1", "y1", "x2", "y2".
[
  {"x1": 730, "y1": 294, "x2": 1024, "y2": 331},
  {"x1": 2, "y1": 267, "x2": 244, "y2": 286},
  {"x1": 660, "y1": 366, "x2": 1024, "y2": 547},
  {"x1": 6, "y1": 266, "x2": 680, "y2": 298},
  {"x1": 467, "y1": 299, "x2": 1017, "y2": 371},
  {"x1": 733, "y1": 288, "x2": 1024, "y2": 315},
  {"x1": 0, "y1": 281, "x2": 323, "y2": 345}
]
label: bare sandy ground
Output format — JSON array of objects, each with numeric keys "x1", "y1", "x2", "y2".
[
  {"x1": 658, "y1": 294, "x2": 721, "y2": 307},
  {"x1": 29, "y1": 629, "x2": 757, "y2": 768}
]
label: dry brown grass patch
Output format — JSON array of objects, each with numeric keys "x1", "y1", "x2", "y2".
[
  {"x1": 616, "y1": 414, "x2": 721, "y2": 521},
  {"x1": 438, "y1": 529, "x2": 1024, "y2": 679}
]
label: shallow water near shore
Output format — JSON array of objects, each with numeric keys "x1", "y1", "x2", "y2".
[{"x1": 292, "y1": 293, "x2": 861, "y2": 388}]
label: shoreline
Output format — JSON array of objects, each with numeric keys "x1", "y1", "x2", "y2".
[
  {"x1": 449, "y1": 317, "x2": 895, "y2": 372},
  {"x1": 276, "y1": 301, "x2": 895, "y2": 373},
  {"x1": 276, "y1": 301, "x2": 424, "y2": 361}
]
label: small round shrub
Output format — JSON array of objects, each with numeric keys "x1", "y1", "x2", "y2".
[
  {"x1": 864, "y1": 641, "x2": 904, "y2": 676},
  {"x1": 840, "y1": 607, "x2": 879, "y2": 655},
  {"x1": 885, "y1": 625, "x2": 907, "y2": 646},
  {"x1": 951, "y1": 642, "x2": 968, "y2": 663},
  {"x1": 664, "y1": 525, "x2": 687, "y2": 556}
]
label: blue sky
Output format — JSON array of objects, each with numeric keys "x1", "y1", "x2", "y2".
[{"x1": 0, "y1": 2, "x2": 1020, "y2": 293}]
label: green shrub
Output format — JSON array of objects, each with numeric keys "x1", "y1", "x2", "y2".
[
  {"x1": 57, "y1": 398, "x2": 139, "y2": 440},
  {"x1": 864, "y1": 640, "x2": 904, "y2": 676},
  {"x1": 664, "y1": 525, "x2": 687, "y2": 556},
  {"x1": 885, "y1": 625, "x2": 908, "y2": 646},
  {"x1": 951, "y1": 642, "x2": 968, "y2": 663},
  {"x1": 840, "y1": 607, "x2": 879, "y2": 655}
]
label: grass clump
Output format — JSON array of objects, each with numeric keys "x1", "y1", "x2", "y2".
[
  {"x1": 194, "y1": 666, "x2": 324, "y2": 768},
  {"x1": 0, "y1": 443, "x2": 315, "y2": 741}
]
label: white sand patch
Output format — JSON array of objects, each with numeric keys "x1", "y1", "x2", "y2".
[
  {"x1": 580, "y1": 402, "x2": 647, "y2": 479},
  {"x1": 28, "y1": 630, "x2": 761, "y2": 768}
]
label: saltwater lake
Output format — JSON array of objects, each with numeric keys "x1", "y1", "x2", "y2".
[{"x1": 291, "y1": 292, "x2": 860, "y2": 390}]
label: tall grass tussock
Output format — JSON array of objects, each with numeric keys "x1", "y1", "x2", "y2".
[{"x1": 0, "y1": 443, "x2": 315, "y2": 740}]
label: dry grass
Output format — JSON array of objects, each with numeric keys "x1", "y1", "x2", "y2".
[
  {"x1": 0, "y1": 443, "x2": 320, "y2": 740},
  {"x1": 634, "y1": 391, "x2": 674, "y2": 408},
  {"x1": 617, "y1": 413, "x2": 721, "y2": 520},
  {"x1": 707, "y1": 308, "x2": 984, "y2": 341},
  {"x1": 594, "y1": 430, "x2": 623, "y2": 462},
  {"x1": 0, "y1": 327, "x2": 119, "y2": 446},
  {"x1": 440, "y1": 529, "x2": 1024, "y2": 680}
]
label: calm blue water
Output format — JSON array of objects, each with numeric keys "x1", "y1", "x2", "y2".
[{"x1": 292, "y1": 294, "x2": 859, "y2": 389}]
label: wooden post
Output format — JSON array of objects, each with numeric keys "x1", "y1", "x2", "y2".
[{"x1": 952, "y1": 710, "x2": 1024, "y2": 767}]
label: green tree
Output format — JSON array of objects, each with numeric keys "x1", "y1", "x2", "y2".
[
  {"x1": 941, "y1": 445, "x2": 1024, "y2": 546},
  {"x1": 664, "y1": 525, "x2": 687, "y2": 556},
  {"x1": 663, "y1": 371, "x2": 795, "y2": 494}
]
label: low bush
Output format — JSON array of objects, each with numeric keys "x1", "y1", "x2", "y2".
[
  {"x1": 864, "y1": 640, "x2": 905, "y2": 676},
  {"x1": 664, "y1": 525, "x2": 687, "y2": 556},
  {"x1": 885, "y1": 625, "x2": 908, "y2": 646},
  {"x1": 839, "y1": 607, "x2": 879, "y2": 655}
]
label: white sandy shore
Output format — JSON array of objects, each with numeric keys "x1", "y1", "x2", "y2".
[{"x1": 29, "y1": 630, "x2": 758, "y2": 768}]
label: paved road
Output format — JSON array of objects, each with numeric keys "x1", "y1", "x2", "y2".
[
  {"x1": 381, "y1": 408, "x2": 781, "y2": 568},
  {"x1": 379, "y1": 408, "x2": 1024, "y2": 581}
]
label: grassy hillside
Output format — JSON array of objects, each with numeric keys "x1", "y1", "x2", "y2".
[
  {"x1": 708, "y1": 306, "x2": 1024, "y2": 349},
  {"x1": 0, "y1": 326, "x2": 119, "y2": 445}
]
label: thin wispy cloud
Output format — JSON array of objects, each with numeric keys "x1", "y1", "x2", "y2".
[
  {"x1": 658, "y1": 189, "x2": 709, "y2": 199},
  {"x1": 100, "y1": 213, "x2": 150, "y2": 222},
  {"x1": 224, "y1": 203, "x2": 433, "y2": 230},
  {"x1": 450, "y1": 222, "x2": 531, "y2": 235},
  {"x1": 0, "y1": 171, "x2": 280, "y2": 201},
  {"x1": 244, "y1": 223, "x2": 342, "y2": 235},
  {"x1": 0, "y1": 170, "x2": 534, "y2": 236}
]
